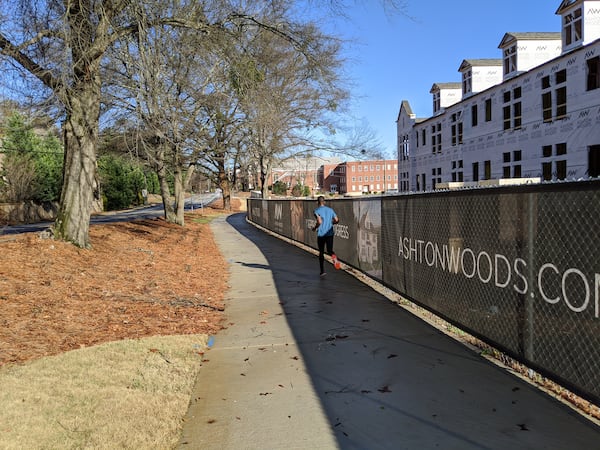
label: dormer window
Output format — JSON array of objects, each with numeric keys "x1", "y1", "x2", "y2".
[
  {"x1": 462, "y1": 70, "x2": 472, "y2": 95},
  {"x1": 563, "y1": 7, "x2": 582, "y2": 46},
  {"x1": 433, "y1": 91, "x2": 441, "y2": 113},
  {"x1": 503, "y1": 45, "x2": 517, "y2": 75}
]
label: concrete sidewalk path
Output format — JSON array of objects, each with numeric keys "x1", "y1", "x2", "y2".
[{"x1": 177, "y1": 213, "x2": 600, "y2": 450}]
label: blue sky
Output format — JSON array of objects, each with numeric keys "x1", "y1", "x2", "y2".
[{"x1": 331, "y1": 0, "x2": 563, "y2": 157}]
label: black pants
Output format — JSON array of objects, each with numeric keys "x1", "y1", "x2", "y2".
[{"x1": 317, "y1": 235, "x2": 334, "y2": 273}]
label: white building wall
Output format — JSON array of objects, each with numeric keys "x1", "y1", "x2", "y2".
[
  {"x1": 400, "y1": 39, "x2": 600, "y2": 191},
  {"x1": 515, "y1": 39, "x2": 563, "y2": 73},
  {"x1": 440, "y1": 88, "x2": 462, "y2": 109},
  {"x1": 471, "y1": 66, "x2": 503, "y2": 93},
  {"x1": 582, "y1": 2, "x2": 600, "y2": 44}
]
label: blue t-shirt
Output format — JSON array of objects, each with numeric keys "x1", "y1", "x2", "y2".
[{"x1": 314, "y1": 205, "x2": 337, "y2": 237}]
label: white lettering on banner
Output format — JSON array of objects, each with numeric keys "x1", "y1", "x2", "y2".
[
  {"x1": 495, "y1": 254, "x2": 511, "y2": 288},
  {"x1": 274, "y1": 203, "x2": 283, "y2": 221},
  {"x1": 539, "y1": 263, "x2": 560, "y2": 304},
  {"x1": 477, "y1": 252, "x2": 493, "y2": 283},
  {"x1": 461, "y1": 248, "x2": 476, "y2": 278},
  {"x1": 397, "y1": 236, "x2": 598, "y2": 318},
  {"x1": 563, "y1": 269, "x2": 589, "y2": 313},
  {"x1": 514, "y1": 258, "x2": 528, "y2": 295},
  {"x1": 334, "y1": 224, "x2": 350, "y2": 240},
  {"x1": 307, "y1": 220, "x2": 350, "y2": 240}
]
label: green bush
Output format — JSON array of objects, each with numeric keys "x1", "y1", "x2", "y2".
[
  {"x1": 291, "y1": 183, "x2": 310, "y2": 197},
  {"x1": 0, "y1": 113, "x2": 63, "y2": 203},
  {"x1": 271, "y1": 180, "x2": 288, "y2": 195},
  {"x1": 98, "y1": 154, "x2": 149, "y2": 211}
]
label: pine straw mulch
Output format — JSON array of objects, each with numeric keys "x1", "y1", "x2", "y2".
[{"x1": 0, "y1": 201, "x2": 242, "y2": 368}]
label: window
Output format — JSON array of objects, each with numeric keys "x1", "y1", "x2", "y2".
[
  {"x1": 513, "y1": 102, "x2": 522, "y2": 129},
  {"x1": 589, "y1": 145, "x2": 600, "y2": 177},
  {"x1": 503, "y1": 150, "x2": 522, "y2": 178},
  {"x1": 451, "y1": 113, "x2": 463, "y2": 146},
  {"x1": 514, "y1": 87, "x2": 521, "y2": 99},
  {"x1": 432, "y1": 123, "x2": 442, "y2": 153},
  {"x1": 472, "y1": 162, "x2": 479, "y2": 182},
  {"x1": 556, "y1": 160, "x2": 567, "y2": 179},
  {"x1": 485, "y1": 99, "x2": 492, "y2": 122},
  {"x1": 421, "y1": 129, "x2": 426, "y2": 146},
  {"x1": 471, "y1": 104, "x2": 478, "y2": 127},
  {"x1": 503, "y1": 105, "x2": 511, "y2": 130},
  {"x1": 503, "y1": 87, "x2": 522, "y2": 130},
  {"x1": 433, "y1": 91, "x2": 441, "y2": 113},
  {"x1": 543, "y1": 145, "x2": 552, "y2": 158},
  {"x1": 484, "y1": 160, "x2": 491, "y2": 180},
  {"x1": 556, "y1": 86, "x2": 567, "y2": 118},
  {"x1": 542, "y1": 92, "x2": 553, "y2": 122},
  {"x1": 587, "y1": 57, "x2": 600, "y2": 91},
  {"x1": 541, "y1": 143, "x2": 568, "y2": 180},
  {"x1": 541, "y1": 70, "x2": 567, "y2": 122},
  {"x1": 542, "y1": 76, "x2": 551, "y2": 89},
  {"x1": 513, "y1": 165, "x2": 522, "y2": 178},
  {"x1": 504, "y1": 45, "x2": 517, "y2": 74},
  {"x1": 462, "y1": 69, "x2": 472, "y2": 94},
  {"x1": 451, "y1": 160, "x2": 463, "y2": 182},
  {"x1": 564, "y1": 7, "x2": 582, "y2": 47},
  {"x1": 432, "y1": 167, "x2": 442, "y2": 189},
  {"x1": 542, "y1": 162, "x2": 553, "y2": 181}
]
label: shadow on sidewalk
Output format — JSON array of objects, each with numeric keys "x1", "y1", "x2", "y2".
[{"x1": 225, "y1": 213, "x2": 599, "y2": 450}]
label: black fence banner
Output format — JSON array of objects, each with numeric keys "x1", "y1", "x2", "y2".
[{"x1": 247, "y1": 180, "x2": 600, "y2": 404}]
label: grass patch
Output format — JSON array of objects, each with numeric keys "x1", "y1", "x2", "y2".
[
  {"x1": 0, "y1": 335, "x2": 208, "y2": 449},
  {"x1": 190, "y1": 216, "x2": 217, "y2": 224}
]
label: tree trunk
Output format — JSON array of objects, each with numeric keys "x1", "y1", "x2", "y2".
[
  {"x1": 53, "y1": 85, "x2": 100, "y2": 248},
  {"x1": 173, "y1": 166, "x2": 185, "y2": 225},
  {"x1": 259, "y1": 154, "x2": 268, "y2": 199},
  {"x1": 154, "y1": 144, "x2": 177, "y2": 223},
  {"x1": 219, "y1": 170, "x2": 231, "y2": 210}
]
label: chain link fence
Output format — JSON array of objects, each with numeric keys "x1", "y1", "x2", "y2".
[{"x1": 247, "y1": 180, "x2": 600, "y2": 405}]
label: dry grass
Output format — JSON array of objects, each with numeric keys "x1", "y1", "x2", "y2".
[
  {"x1": 0, "y1": 335, "x2": 208, "y2": 449},
  {"x1": 0, "y1": 198, "x2": 246, "y2": 448}
]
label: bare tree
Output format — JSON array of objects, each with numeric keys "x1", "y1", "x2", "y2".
[
  {"x1": 0, "y1": 0, "x2": 407, "y2": 245},
  {"x1": 231, "y1": 21, "x2": 349, "y2": 197}
]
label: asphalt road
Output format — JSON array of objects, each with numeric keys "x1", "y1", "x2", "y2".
[{"x1": 1, "y1": 192, "x2": 221, "y2": 235}]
